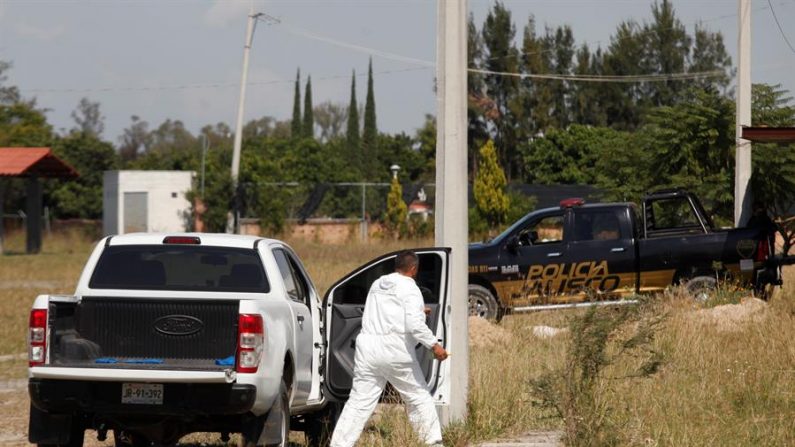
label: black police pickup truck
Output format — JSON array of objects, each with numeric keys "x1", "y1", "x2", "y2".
[{"x1": 468, "y1": 189, "x2": 784, "y2": 319}]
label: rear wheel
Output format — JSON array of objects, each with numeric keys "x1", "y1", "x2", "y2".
[
  {"x1": 242, "y1": 379, "x2": 290, "y2": 447},
  {"x1": 685, "y1": 276, "x2": 717, "y2": 303},
  {"x1": 468, "y1": 284, "x2": 501, "y2": 321}
]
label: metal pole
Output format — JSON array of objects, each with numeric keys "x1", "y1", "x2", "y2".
[
  {"x1": 361, "y1": 184, "x2": 367, "y2": 242},
  {"x1": 201, "y1": 134, "x2": 209, "y2": 197},
  {"x1": 735, "y1": 0, "x2": 752, "y2": 226},
  {"x1": 230, "y1": 5, "x2": 261, "y2": 234},
  {"x1": 435, "y1": 0, "x2": 468, "y2": 426}
]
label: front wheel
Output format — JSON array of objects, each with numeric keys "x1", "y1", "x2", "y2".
[{"x1": 468, "y1": 284, "x2": 502, "y2": 321}]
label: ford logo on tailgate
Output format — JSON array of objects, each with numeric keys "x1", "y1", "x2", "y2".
[{"x1": 153, "y1": 315, "x2": 204, "y2": 336}]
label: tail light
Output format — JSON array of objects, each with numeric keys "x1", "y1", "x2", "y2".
[
  {"x1": 237, "y1": 314, "x2": 264, "y2": 373},
  {"x1": 756, "y1": 238, "x2": 771, "y2": 262},
  {"x1": 29, "y1": 309, "x2": 48, "y2": 367}
]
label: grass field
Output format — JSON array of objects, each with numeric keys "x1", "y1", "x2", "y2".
[{"x1": 1, "y1": 231, "x2": 794, "y2": 446}]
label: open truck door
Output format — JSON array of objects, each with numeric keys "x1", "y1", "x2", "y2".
[{"x1": 322, "y1": 248, "x2": 451, "y2": 402}]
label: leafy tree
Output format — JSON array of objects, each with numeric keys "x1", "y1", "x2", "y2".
[
  {"x1": 523, "y1": 125, "x2": 628, "y2": 185},
  {"x1": 548, "y1": 25, "x2": 575, "y2": 128},
  {"x1": 639, "y1": 87, "x2": 735, "y2": 223},
  {"x1": 314, "y1": 101, "x2": 347, "y2": 142},
  {"x1": 750, "y1": 83, "x2": 795, "y2": 254},
  {"x1": 346, "y1": 71, "x2": 360, "y2": 165},
  {"x1": 482, "y1": 1, "x2": 521, "y2": 180},
  {"x1": 0, "y1": 101, "x2": 53, "y2": 147},
  {"x1": 0, "y1": 60, "x2": 21, "y2": 104},
  {"x1": 690, "y1": 24, "x2": 733, "y2": 92},
  {"x1": 473, "y1": 140, "x2": 510, "y2": 230},
  {"x1": 363, "y1": 59, "x2": 378, "y2": 178},
  {"x1": 118, "y1": 116, "x2": 151, "y2": 163},
  {"x1": 292, "y1": 69, "x2": 302, "y2": 138},
  {"x1": 303, "y1": 75, "x2": 314, "y2": 139},
  {"x1": 49, "y1": 132, "x2": 119, "y2": 218},
  {"x1": 643, "y1": 0, "x2": 691, "y2": 107},
  {"x1": 384, "y1": 176, "x2": 407, "y2": 238},
  {"x1": 70, "y1": 97, "x2": 105, "y2": 138}
]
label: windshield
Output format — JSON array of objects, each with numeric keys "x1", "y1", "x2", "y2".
[
  {"x1": 89, "y1": 245, "x2": 270, "y2": 293},
  {"x1": 489, "y1": 212, "x2": 536, "y2": 245}
]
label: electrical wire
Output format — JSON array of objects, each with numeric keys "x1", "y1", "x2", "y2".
[
  {"x1": 767, "y1": 0, "x2": 795, "y2": 55},
  {"x1": 264, "y1": 16, "x2": 726, "y2": 83}
]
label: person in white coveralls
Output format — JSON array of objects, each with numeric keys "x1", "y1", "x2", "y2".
[{"x1": 330, "y1": 250, "x2": 449, "y2": 447}]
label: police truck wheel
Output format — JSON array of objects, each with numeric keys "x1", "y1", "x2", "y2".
[
  {"x1": 685, "y1": 276, "x2": 717, "y2": 303},
  {"x1": 468, "y1": 284, "x2": 500, "y2": 321}
]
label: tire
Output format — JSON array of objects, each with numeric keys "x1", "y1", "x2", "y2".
[
  {"x1": 113, "y1": 430, "x2": 149, "y2": 447},
  {"x1": 468, "y1": 284, "x2": 501, "y2": 321},
  {"x1": 305, "y1": 401, "x2": 343, "y2": 447},
  {"x1": 685, "y1": 276, "x2": 717, "y2": 303},
  {"x1": 242, "y1": 380, "x2": 290, "y2": 447},
  {"x1": 38, "y1": 424, "x2": 84, "y2": 447}
]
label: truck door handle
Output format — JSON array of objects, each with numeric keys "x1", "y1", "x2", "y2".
[
  {"x1": 547, "y1": 252, "x2": 562, "y2": 258},
  {"x1": 297, "y1": 315, "x2": 305, "y2": 322},
  {"x1": 611, "y1": 247, "x2": 625, "y2": 253}
]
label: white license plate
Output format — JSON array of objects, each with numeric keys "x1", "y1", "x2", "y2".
[
  {"x1": 121, "y1": 383, "x2": 163, "y2": 405},
  {"x1": 740, "y1": 259, "x2": 754, "y2": 272}
]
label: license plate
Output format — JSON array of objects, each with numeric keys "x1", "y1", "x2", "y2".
[
  {"x1": 740, "y1": 259, "x2": 754, "y2": 272},
  {"x1": 121, "y1": 383, "x2": 163, "y2": 405}
]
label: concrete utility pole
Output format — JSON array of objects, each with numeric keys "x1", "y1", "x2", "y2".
[
  {"x1": 230, "y1": 5, "x2": 263, "y2": 233},
  {"x1": 735, "y1": 0, "x2": 752, "y2": 226},
  {"x1": 435, "y1": 0, "x2": 468, "y2": 426}
]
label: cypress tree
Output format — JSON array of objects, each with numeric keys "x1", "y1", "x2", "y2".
[
  {"x1": 303, "y1": 76, "x2": 314, "y2": 138},
  {"x1": 291, "y1": 69, "x2": 302, "y2": 138},
  {"x1": 362, "y1": 58, "x2": 378, "y2": 174},
  {"x1": 346, "y1": 71, "x2": 360, "y2": 153}
]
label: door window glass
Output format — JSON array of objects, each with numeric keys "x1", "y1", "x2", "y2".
[
  {"x1": 273, "y1": 249, "x2": 301, "y2": 303},
  {"x1": 286, "y1": 252, "x2": 312, "y2": 308},
  {"x1": 573, "y1": 211, "x2": 623, "y2": 242},
  {"x1": 518, "y1": 215, "x2": 564, "y2": 246},
  {"x1": 333, "y1": 253, "x2": 443, "y2": 305}
]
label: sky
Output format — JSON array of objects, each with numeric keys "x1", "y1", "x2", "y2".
[{"x1": 1, "y1": 0, "x2": 794, "y2": 144}]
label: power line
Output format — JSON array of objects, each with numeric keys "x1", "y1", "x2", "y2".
[
  {"x1": 767, "y1": 0, "x2": 795, "y2": 55},
  {"x1": 264, "y1": 16, "x2": 726, "y2": 83}
]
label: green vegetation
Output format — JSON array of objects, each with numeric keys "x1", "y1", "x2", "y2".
[{"x1": 473, "y1": 140, "x2": 510, "y2": 232}]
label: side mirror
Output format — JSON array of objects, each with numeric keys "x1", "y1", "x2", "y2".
[
  {"x1": 529, "y1": 230, "x2": 539, "y2": 244},
  {"x1": 506, "y1": 235, "x2": 520, "y2": 253}
]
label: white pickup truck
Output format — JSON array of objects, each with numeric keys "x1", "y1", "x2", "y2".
[{"x1": 27, "y1": 233, "x2": 452, "y2": 446}]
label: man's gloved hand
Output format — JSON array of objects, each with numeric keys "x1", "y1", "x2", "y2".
[{"x1": 432, "y1": 344, "x2": 449, "y2": 361}]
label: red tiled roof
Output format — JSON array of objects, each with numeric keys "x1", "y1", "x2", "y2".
[{"x1": 0, "y1": 147, "x2": 79, "y2": 178}]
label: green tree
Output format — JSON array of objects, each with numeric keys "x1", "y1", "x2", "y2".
[
  {"x1": 750, "y1": 83, "x2": 795, "y2": 254},
  {"x1": 384, "y1": 176, "x2": 407, "y2": 238},
  {"x1": 346, "y1": 71, "x2": 360, "y2": 165},
  {"x1": 118, "y1": 115, "x2": 151, "y2": 163},
  {"x1": 49, "y1": 131, "x2": 119, "y2": 218},
  {"x1": 690, "y1": 24, "x2": 733, "y2": 92},
  {"x1": 482, "y1": 1, "x2": 521, "y2": 180},
  {"x1": 292, "y1": 69, "x2": 302, "y2": 138},
  {"x1": 643, "y1": 0, "x2": 691, "y2": 107},
  {"x1": 363, "y1": 59, "x2": 378, "y2": 178},
  {"x1": 473, "y1": 140, "x2": 510, "y2": 230},
  {"x1": 303, "y1": 76, "x2": 314, "y2": 139},
  {"x1": 467, "y1": 13, "x2": 490, "y2": 178},
  {"x1": 639, "y1": 87, "x2": 735, "y2": 223}
]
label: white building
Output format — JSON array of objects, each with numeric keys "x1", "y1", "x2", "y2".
[{"x1": 103, "y1": 171, "x2": 194, "y2": 235}]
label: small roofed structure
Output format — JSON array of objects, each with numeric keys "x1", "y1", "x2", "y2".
[{"x1": 0, "y1": 148, "x2": 79, "y2": 254}]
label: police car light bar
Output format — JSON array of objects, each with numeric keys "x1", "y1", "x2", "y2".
[{"x1": 560, "y1": 198, "x2": 585, "y2": 208}]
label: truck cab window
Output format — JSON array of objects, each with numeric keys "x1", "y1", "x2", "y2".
[
  {"x1": 649, "y1": 198, "x2": 699, "y2": 230},
  {"x1": 518, "y1": 215, "x2": 564, "y2": 246},
  {"x1": 273, "y1": 249, "x2": 302, "y2": 303},
  {"x1": 573, "y1": 211, "x2": 622, "y2": 242},
  {"x1": 286, "y1": 252, "x2": 312, "y2": 308}
]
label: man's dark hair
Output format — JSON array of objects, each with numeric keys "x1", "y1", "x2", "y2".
[{"x1": 395, "y1": 250, "x2": 419, "y2": 273}]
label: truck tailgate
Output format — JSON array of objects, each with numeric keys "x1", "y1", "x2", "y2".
[{"x1": 49, "y1": 297, "x2": 238, "y2": 370}]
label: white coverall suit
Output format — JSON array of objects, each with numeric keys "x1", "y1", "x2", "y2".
[{"x1": 330, "y1": 272, "x2": 442, "y2": 447}]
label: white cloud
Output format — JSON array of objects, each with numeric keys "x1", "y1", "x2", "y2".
[
  {"x1": 204, "y1": 0, "x2": 252, "y2": 28},
  {"x1": 15, "y1": 22, "x2": 65, "y2": 41}
]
